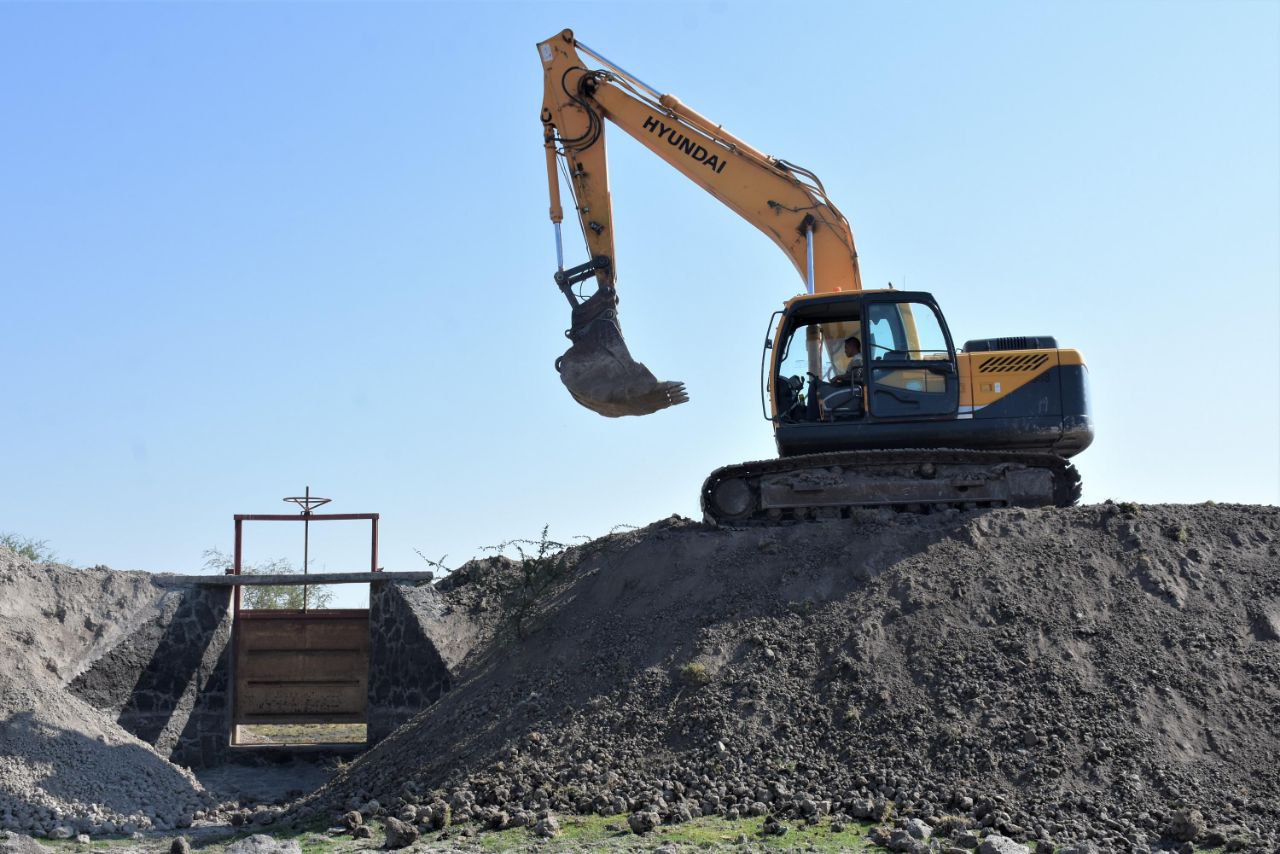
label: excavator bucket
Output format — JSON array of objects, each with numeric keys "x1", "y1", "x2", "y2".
[{"x1": 557, "y1": 314, "x2": 688, "y2": 417}]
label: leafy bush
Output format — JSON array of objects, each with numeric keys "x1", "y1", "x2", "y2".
[
  {"x1": 202, "y1": 548, "x2": 333, "y2": 610},
  {"x1": 0, "y1": 533, "x2": 57, "y2": 563}
]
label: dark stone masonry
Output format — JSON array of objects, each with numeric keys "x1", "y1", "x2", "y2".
[
  {"x1": 367, "y1": 580, "x2": 455, "y2": 745},
  {"x1": 66, "y1": 576, "x2": 460, "y2": 764},
  {"x1": 70, "y1": 585, "x2": 233, "y2": 767}
]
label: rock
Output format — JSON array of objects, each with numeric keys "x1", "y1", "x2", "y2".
[
  {"x1": 869, "y1": 826, "x2": 894, "y2": 847},
  {"x1": 831, "y1": 820, "x2": 845, "y2": 833},
  {"x1": 888, "y1": 829, "x2": 918, "y2": 852},
  {"x1": 46, "y1": 827, "x2": 73, "y2": 841},
  {"x1": 169, "y1": 837, "x2": 190, "y2": 854},
  {"x1": 223, "y1": 835, "x2": 302, "y2": 854},
  {"x1": 850, "y1": 798, "x2": 877, "y2": 819},
  {"x1": 359, "y1": 800, "x2": 381, "y2": 817},
  {"x1": 74, "y1": 836, "x2": 90, "y2": 846},
  {"x1": 906, "y1": 818, "x2": 933, "y2": 840},
  {"x1": 979, "y1": 835, "x2": 1031, "y2": 854},
  {"x1": 761, "y1": 815, "x2": 787, "y2": 836},
  {"x1": 352, "y1": 826, "x2": 372, "y2": 840},
  {"x1": 1, "y1": 831, "x2": 52, "y2": 854},
  {"x1": 382, "y1": 817, "x2": 418, "y2": 849},
  {"x1": 532, "y1": 816, "x2": 559, "y2": 838},
  {"x1": 627, "y1": 811, "x2": 659, "y2": 835},
  {"x1": 342, "y1": 811, "x2": 363, "y2": 831},
  {"x1": 1167, "y1": 808, "x2": 1205, "y2": 842}
]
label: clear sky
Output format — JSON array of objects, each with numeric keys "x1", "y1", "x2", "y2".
[{"x1": 1, "y1": 1, "x2": 1277, "y2": 606}]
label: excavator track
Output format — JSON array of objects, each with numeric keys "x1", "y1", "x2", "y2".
[{"x1": 701, "y1": 449, "x2": 1081, "y2": 526}]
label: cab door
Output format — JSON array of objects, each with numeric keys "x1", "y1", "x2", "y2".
[{"x1": 863, "y1": 296, "x2": 959, "y2": 419}]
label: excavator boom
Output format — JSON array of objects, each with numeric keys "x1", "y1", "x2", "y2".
[{"x1": 538, "y1": 29, "x2": 861, "y2": 417}]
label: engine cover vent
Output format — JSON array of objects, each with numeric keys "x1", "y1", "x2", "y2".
[{"x1": 963, "y1": 336, "x2": 1058, "y2": 352}]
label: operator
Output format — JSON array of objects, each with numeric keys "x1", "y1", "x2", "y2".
[{"x1": 831, "y1": 336, "x2": 863, "y2": 387}]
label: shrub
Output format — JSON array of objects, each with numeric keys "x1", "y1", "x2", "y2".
[{"x1": 0, "y1": 533, "x2": 57, "y2": 563}]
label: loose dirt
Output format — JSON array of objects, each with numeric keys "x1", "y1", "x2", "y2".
[
  {"x1": 288, "y1": 504, "x2": 1279, "y2": 851},
  {"x1": 0, "y1": 555, "x2": 215, "y2": 837},
  {"x1": 2, "y1": 502, "x2": 1278, "y2": 853}
]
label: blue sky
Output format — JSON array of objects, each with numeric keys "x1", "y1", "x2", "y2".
[{"x1": 1, "y1": 1, "x2": 1276, "y2": 605}]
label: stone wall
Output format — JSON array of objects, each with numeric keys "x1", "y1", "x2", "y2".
[
  {"x1": 70, "y1": 584, "x2": 232, "y2": 767},
  {"x1": 367, "y1": 580, "x2": 458, "y2": 745}
]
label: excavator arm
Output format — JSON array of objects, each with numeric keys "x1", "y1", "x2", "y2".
[{"x1": 538, "y1": 29, "x2": 862, "y2": 417}]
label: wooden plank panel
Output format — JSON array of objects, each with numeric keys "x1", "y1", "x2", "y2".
[{"x1": 233, "y1": 612, "x2": 370, "y2": 727}]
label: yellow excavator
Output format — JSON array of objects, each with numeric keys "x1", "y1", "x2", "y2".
[{"x1": 538, "y1": 29, "x2": 1093, "y2": 524}]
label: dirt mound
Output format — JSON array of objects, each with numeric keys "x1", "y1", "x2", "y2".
[
  {"x1": 0, "y1": 549, "x2": 214, "y2": 837},
  {"x1": 292, "y1": 504, "x2": 1280, "y2": 851}
]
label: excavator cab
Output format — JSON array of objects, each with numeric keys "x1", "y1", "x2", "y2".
[{"x1": 767, "y1": 291, "x2": 959, "y2": 436}]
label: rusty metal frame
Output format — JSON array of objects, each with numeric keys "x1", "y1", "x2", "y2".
[
  {"x1": 229, "y1": 512, "x2": 380, "y2": 616},
  {"x1": 227, "y1": 508, "x2": 381, "y2": 748}
]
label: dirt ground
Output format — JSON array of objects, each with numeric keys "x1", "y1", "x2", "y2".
[{"x1": 2, "y1": 502, "x2": 1277, "y2": 854}]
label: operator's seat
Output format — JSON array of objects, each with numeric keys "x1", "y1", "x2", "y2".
[{"x1": 819, "y1": 384, "x2": 864, "y2": 420}]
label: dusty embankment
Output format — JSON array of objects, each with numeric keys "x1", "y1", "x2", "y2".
[
  {"x1": 290, "y1": 504, "x2": 1280, "y2": 852},
  {"x1": 0, "y1": 557, "x2": 217, "y2": 837},
  {"x1": 2, "y1": 503, "x2": 1277, "y2": 853}
]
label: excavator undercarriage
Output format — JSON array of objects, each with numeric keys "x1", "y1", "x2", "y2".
[{"x1": 702, "y1": 449, "x2": 1081, "y2": 526}]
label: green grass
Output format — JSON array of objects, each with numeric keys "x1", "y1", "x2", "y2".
[
  {"x1": 30, "y1": 814, "x2": 1238, "y2": 853},
  {"x1": 477, "y1": 813, "x2": 877, "y2": 851}
]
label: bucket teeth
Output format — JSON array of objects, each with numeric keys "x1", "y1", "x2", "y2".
[{"x1": 557, "y1": 317, "x2": 687, "y2": 417}]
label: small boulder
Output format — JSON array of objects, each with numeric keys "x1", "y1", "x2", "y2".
[
  {"x1": 382, "y1": 817, "x2": 418, "y2": 850},
  {"x1": 46, "y1": 828, "x2": 73, "y2": 842},
  {"x1": 978, "y1": 835, "x2": 1031, "y2": 854},
  {"x1": 906, "y1": 818, "x2": 933, "y2": 840},
  {"x1": 169, "y1": 838, "x2": 191, "y2": 854},
  {"x1": 224, "y1": 835, "x2": 302, "y2": 854},
  {"x1": 627, "y1": 811, "x2": 660, "y2": 835},
  {"x1": 342, "y1": 811, "x2": 363, "y2": 831},
  {"x1": 1166, "y1": 808, "x2": 1206, "y2": 843},
  {"x1": 352, "y1": 826, "x2": 372, "y2": 840},
  {"x1": 532, "y1": 816, "x2": 559, "y2": 838},
  {"x1": 1, "y1": 832, "x2": 52, "y2": 854}
]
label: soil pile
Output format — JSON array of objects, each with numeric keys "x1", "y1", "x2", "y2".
[
  {"x1": 293, "y1": 504, "x2": 1280, "y2": 851},
  {"x1": 0, "y1": 550, "x2": 214, "y2": 838}
]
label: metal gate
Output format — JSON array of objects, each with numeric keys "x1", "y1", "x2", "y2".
[{"x1": 233, "y1": 610, "x2": 369, "y2": 728}]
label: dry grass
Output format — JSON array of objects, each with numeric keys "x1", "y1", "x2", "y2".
[{"x1": 236, "y1": 723, "x2": 366, "y2": 745}]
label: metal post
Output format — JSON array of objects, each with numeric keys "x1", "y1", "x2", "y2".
[
  {"x1": 302, "y1": 486, "x2": 311, "y2": 613},
  {"x1": 805, "y1": 225, "x2": 815, "y2": 294},
  {"x1": 371, "y1": 516, "x2": 379, "y2": 573},
  {"x1": 232, "y1": 518, "x2": 243, "y2": 616}
]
